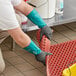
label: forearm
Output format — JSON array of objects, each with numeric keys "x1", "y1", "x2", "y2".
[
  {"x1": 14, "y1": 1, "x2": 33, "y2": 16},
  {"x1": 7, "y1": 27, "x2": 31, "y2": 48}
]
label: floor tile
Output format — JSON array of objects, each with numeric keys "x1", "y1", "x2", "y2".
[
  {"x1": 2, "y1": 51, "x2": 17, "y2": 59},
  {"x1": 15, "y1": 62, "x2": 35, "y2": 72},
  {"x1": 0, "y1": 73, "x2": 4, "y2": 76},
  {"x1": 60, "y1": 30, "x2": 76, "y2": 37},
  {"x1": 23, "y1": 69, "x2": 44, "y2": 76},
  {"x1": 14, "y1": 49, "x2": 28, "y2": 55},
  {"x1": 6, "y1": 56, "x2": 26, "y2": 65},
  {"x1": 0, "y1": 44, "x2": 9, "y2": 51},
  {"x1": 5, "y1": 60, "x2": 11, "y2": 67},
  {"x1": 51, "y1": 40, "x2": 57, "y2": 45},
  {"x1": 65, "y1": 22, "x2": 76, "y2": 30},
  {"x1": 3, "y1": 66, "x2": 24, "y2": 76},
  {"x1": 54, "y1": 37, "x2": 70, "y2": 43},
  {"x1": 52, "y1": 31, "x2": 65, "y2": 40},
  {"x1": 68, "y1": 36, "x2": 76, "y2": 40},
  {"x1": 20, "y1": 53, "x2": 44, "y2": 68},
  {"x1": 37, "y1": 66, "x2": 46, "y2": 75},
  {"x1": 53, "y1": 25, "x2": 70, "y2": 32}
]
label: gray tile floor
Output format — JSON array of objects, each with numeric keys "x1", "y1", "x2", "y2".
[{"x1": 1, "y1": 22, "x2": 76, "y2": 76}]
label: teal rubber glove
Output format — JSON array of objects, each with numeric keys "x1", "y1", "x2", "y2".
[
  {"x1": 27, "y1": 9, "x2": 46, "y2": 28},
  {"x1": 23, "y1": 40, "x2": 41, "y2": 55}
]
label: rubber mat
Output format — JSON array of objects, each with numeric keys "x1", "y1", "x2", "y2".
[
  {"x1": 36, "y1": 29, "x2": 76, "y2": 76},
  {"x1": 36, "y1": 29, "x2": 51, "y2": 52}
]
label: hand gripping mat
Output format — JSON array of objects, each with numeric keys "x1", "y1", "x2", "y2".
[
  {"x1": 36, "y1": 29, "x2": 51, "y2": 52},
  {"x1": 36, "y1": 29, "x2": 76, "y2": 76}
]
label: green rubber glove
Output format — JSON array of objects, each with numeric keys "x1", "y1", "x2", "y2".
[{"x1": 27, "y1": 9, "x2": 47, "y2": 28}]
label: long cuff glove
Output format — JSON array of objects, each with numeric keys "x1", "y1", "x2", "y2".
[
  {"x1": 40, "y1": 26, "x2": 53, "y2": 41},
  {"x1": 27, "y1": 9, "x2": 52, "y2": 40}
]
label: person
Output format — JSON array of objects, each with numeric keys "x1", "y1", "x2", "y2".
[
  {"x1": 0, "y1": 0, "x2": 52, "y2": 73},
  {"x1": 0, "y1": 14, "x2": 21, "y2": 73}
]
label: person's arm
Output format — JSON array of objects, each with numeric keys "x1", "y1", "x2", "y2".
[
  {"x1": 14, "y1": 0, "x2": 52, "y2": 40},
  {"x1": 14, "y1": 1, "x2": 46, "y2": 28},
  {"x1": 7, "y1": 27, "x2": 52, "y2": 65}
]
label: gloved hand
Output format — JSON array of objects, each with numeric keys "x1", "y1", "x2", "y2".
[
  {"x1": 40, "y1": 26, "x2": 53, "y2": 41},
  {"x1": 35, "y1": 51, "x2": 52, "y2": 65}
]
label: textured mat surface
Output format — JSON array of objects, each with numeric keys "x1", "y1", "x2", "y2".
[{"x1": 37, "y1": 29, "x2": 76, "y2": 76}]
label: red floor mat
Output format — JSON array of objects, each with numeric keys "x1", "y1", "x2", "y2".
[
  {"x1": 36, "y1": 29, "x2": 51, "y2": 52},
  {"x1": 36, "y1": 29, "x2": 76, "y2": 76}
]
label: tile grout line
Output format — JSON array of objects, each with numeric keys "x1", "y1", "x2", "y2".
[
  {"x1": 54, "y1": 28, "x2": 72, "y2": 40},
  {"x1": 64, "y1": 24, "x2": 76, "y2": 32},
  {"x1": 15, "y1": 53, "x2": 46, "y2": 74},
  {"x1": 3, "y1": 44, "x2": 46, "y2": 75},
  {"x1": 4, "y1": 59, "x2": 27, "y2": 76}
]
